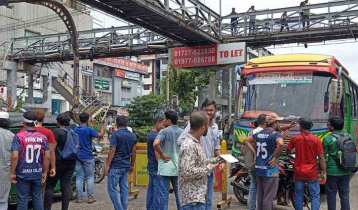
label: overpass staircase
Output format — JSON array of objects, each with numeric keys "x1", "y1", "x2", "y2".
[{"x1": 52, "y1": 68, "x2": 108, "y2": 118}]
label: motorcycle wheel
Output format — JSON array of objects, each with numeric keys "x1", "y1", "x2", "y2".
[
  {"x1": 94, "y1": 160, "x2": 106, "y2": 184},
  {"x1": 233, "y1": 173, "x2": 249, "y2": 204}
]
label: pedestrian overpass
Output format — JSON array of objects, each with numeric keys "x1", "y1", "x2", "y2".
[{"x1": 5, "y1": 0, "x2": 358, "y2": 62}]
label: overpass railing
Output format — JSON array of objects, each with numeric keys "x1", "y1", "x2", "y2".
[
  {"x1": 7, "y1": 25, "x2": 181, "y2": 61},
  {"x1": 221, "y1": 0, "x2": 358, "y2": 37}
]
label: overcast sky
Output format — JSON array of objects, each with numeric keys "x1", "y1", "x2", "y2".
[{"x1": 91, "y1": 0, "x2": 358, "y2": 81}]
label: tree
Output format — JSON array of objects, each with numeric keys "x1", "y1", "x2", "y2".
[
  {"x1": 127, "y1": 94, "x2": 165, "y2": 142},
  {"x1": 159, "y1": 65, "x2": 214, "y2": 110}
]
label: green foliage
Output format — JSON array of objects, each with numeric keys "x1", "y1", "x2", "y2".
[
  {"x1": 90, "y1": 115, "x2": 102, "y2": 132},
  {"x1": 159, "y1": 66, "x2": 213, "y2": 110},
  {"x1": 127, "y1": 94, "x2": 165, "y2": 142},
  {"x1": 133, "y1": 126, "x2": 152, "y2": 143},
  {"x1": 13, "y1": 90, "x2": 25, "y2": 113}
]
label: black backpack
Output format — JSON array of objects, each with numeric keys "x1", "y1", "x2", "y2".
[{"x1": 331, "y1": 133, "x2": 357, "y2": 171}]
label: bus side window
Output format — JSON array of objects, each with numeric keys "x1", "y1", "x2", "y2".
[{"x1": 350, "y1": 84, "x2": 356, "y2": 117}]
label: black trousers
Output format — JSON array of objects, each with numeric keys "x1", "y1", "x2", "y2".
[{"x1": 44, "y1": 161, "x2": 75, "y2": 210}]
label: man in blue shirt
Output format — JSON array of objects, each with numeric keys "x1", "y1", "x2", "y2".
[
  {"x1": 146, "y1": 117, "x2": 164, "y2": 210},
  {"x1": 74, "y1": 112, "x2": 105, "y2": 204},
  {"x1": 154, "y1": 110, "x2": 183, "y2": 210},
  {"x1": 106, "y1": 115, "x2": 137, "y2": 210},
  {"x1": 245, "y1": 113, "x2": 285, "y2": 210}
]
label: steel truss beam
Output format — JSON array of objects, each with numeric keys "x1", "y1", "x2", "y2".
[
  {"x1": 79, "y1": 0, "x2": 221, "y2": 45},
  {"x1": 7, "y1": 0, "x2": 81, "y2": 113},
  {"x1": 9, "y1": 26, "x2": 182, "y2": 62}
]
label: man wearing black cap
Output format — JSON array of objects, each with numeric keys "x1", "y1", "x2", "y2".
[{"x1": 286, "y1": 117, "x2": 326, "y2": 210}]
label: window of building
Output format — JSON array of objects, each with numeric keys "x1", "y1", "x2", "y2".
[
  {"x1": 161, "y1": 71, "x2": 167, "y2": 77},
  {"x1": 143, "y1": 61, "x2": 150, "y2": 66},
  {"x1": 97, "y1": 67, "x2": 112, "y2": 78},
  {"x1": 162, "y1": 58, "x2": 168, "y2": 64},
  {"x1": 25, "y1": 30, "x2": 40, "y2": 46},
  {"x1": 144, "y1": 85, "x2": 151, "y2": 90},
  {"x1": 144, "y1": 73, "x2": 151, "y2": 78}
]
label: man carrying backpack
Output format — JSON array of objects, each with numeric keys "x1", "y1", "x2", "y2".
[
  {"x1": 323, "y1": 116, "x2": 357, "y2": 210},
  {"x1": 44, "y1": 113, "x2": 79, "y2": 210}
]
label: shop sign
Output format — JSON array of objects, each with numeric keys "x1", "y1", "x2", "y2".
[
  {"x1": 95, "y1": 79, "x2": 110, "y2": 91},
  {"x1": 94, "y1": 57, "x2": 149, "y2": 74}
]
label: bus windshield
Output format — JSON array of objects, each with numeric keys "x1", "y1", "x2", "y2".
[{"x1": 245, "y1": 75, "x2": 332, "y2": 120}]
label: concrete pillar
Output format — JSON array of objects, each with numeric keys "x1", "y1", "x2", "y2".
[
  {"x1": 28, "y1": 74, "x2": 34, "y2": 104},
  {"x1": 6, "y1": 61, "x2": 17, "y2": 110}
]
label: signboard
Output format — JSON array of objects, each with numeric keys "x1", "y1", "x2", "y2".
[
  {"x1": 115, "y1": 69, "x2": 126, "y2": 78},
  {"x1": 125, "y1": 72, "x2": 140, "y2": 81},
  {"x1": 139, "y1": 54, "x2": 156, "y2": 61},
  {"x1": 94, "y1": 58, "x2": 149, "y2": 74},
  {"x1": 81, "y1": 65, "x2": 94, "y2": 75},
  {"x1": 135, "y1": 152, "x2": 149, "y2": 186},
  {"x1": 172, "y1": 43, "x2": 246, "y2": 68},
  {"x1": 214, "y1": 167, "x2": 223, "y2": 192},
  {"x1": 247, "y1": 72, "x2": 313, "y2": 85},
  {"x1": 95, "y1": 79, "x2": 110, "y2": 90},
  {"x1": 122, "y1": 80, "x2": 132, "y2": 88}
]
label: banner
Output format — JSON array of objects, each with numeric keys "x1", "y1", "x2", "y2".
[
  {"x1": 135, "y1": 151, "x2": 149, "y2": 187},
  {"x1": 115, "y1": 69, "x2": 126, "y2": 78},
  {"x1": 94, "y1": 57, "x2": 149, "y2": 74},
  {"x1": 172, "y1": 43, "x2": 246, "y2": 68},
  {"x1": 247, "y1": 72, "x2": 313, "y2": 85}
]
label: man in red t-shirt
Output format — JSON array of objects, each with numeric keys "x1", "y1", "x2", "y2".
[
  {"x1": 286, "y1": 117, "x2": 326, "y2": 210},
  {"x1": 20, "y1": 110, "x2": 57, "y2": 179}
]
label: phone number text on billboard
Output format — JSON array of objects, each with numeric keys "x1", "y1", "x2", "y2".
[
  {"x1": 173, "y1": 47, "x2": 216, "y2": 57},
  {"x1": 174, "y1": 56, "x2": 217, "y2": 66}
]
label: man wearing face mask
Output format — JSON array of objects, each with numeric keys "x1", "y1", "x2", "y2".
[{"x1": 179, "y1": 111, "x2": 220, "y2": 210}]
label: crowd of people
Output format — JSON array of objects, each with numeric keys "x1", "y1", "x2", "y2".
[
  {"x1": 228, "y1": 0, "x2": 311, "y2": 36},
  {"x1": 243, "y1": 114, "x2": 356, "y2": 210},
  {"x1": 0, "y1": 94, "x2": 356, "y2": 210}
]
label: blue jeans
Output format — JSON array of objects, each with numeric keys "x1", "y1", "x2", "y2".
[
  {"x1": 249, "y1": 20, "x2": 255, "y2": 34},
  {"x1": 107, "y1": 168, "x2": 129, "y2": 210},
  {"x1": 206, "y1": 173, "x2": 214, "y2": 210},
  {"x1": 247, "y1": 170, "x2": 257, "y2": 210},
  {"x1": 76, "y1": 159, "x2": 95, "y2": 199},
  {"x1": 231, "y1": 22, "x2": 238, "y2": 35},
  {"x1": 157, "y1": 176, "x2": 181, "y2": 210},
  {"x1": 294, "y1": 179, "x2": 320, "y2": 210},
  {"x1": 325, "y1": 175, "x2": 350, "y2": 210},
  {"x1": 146, "y1": 171, "x2": 159, "y2": 210},
  {"x1": 17, "y1": 179, "x2": 43, "y2": 210},
  {"x1": 182, "y1": 203, "x2": 205, "y2": 210}
]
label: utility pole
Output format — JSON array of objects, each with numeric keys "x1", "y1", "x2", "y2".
[{"x1": 8, "y1": 0, "x2": 80, "y2": 121}]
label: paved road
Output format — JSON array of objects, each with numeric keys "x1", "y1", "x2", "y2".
[{"x1": 47, "y1": 174, "x2": 358, "y2": 210}]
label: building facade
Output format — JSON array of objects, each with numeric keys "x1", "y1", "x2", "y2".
[
  {"x1": 93, "y1": 57, "x2": 149, "y2": 107},
  {"x1": 0, "y1": 0, "x2": 93, "y2": 113}
]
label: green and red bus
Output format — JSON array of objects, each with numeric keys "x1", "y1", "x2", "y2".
[{"x1": 233, "y1": 54, "x2": 358, "y2": 159}]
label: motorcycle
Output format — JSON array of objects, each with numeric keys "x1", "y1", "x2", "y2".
[
  {"x1": 93, "y1": 141, "x2": 106, "y2": 183},
  {"x1": 230, "y1": 155, "x2": 310, "y2": 208}
]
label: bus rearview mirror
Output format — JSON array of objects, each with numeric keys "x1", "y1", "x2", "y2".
[{"x1": 330, "y1": 79, "x2": 343, "y2": 104}]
